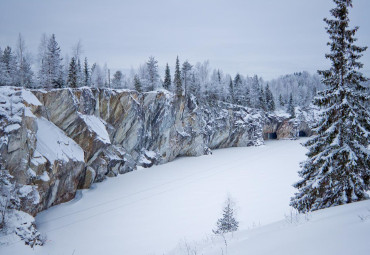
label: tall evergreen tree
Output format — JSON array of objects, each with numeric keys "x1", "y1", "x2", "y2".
[
  {"x1": 258, "y1": 85, "x2": 267, "y2": 111},
  {"x1": 163, "y1": 63, "x2": 171, "y2": 91},
  {"x1": 134, "y1": 74, "x2": 142, "y2": 92},
  {"x1": 233, "y1": 73, "x2": 243, "y2": 105},
  {"x1": 265, "y1": 84, "x2": 275, "y2": 112},
  {"x1": 83, "y1": 57, "x2": 90, "y2": 87},
  {"x1": 0, "y1": 47, "x2": 8, "y2": 86},
  {"x1": 174, "y1": 56, "x2": 182, "y2": 96},
  {"x1": 291, "y1": 0, "x2": 370, "y2": 213},
  {"x1": 287, "y1": 93, "x2": 295, "y2": 118},
  {"x1": 146, "y1": 56, "x2": 159, "y2": 91},
  {"x1": 112, "y1": 70, "x2": 123, "y2": 88},
  {"x1": 279, "y1": 94, "x2": 285, "y2": 107},
  {"x1": 182, "y1": 60, "x2": 192, "y2": 97},
  {"x1": 1, "y1": 46, "x2": 18, "y2": 86},
  {"x1": 67, "y1": 57, "x2": 78, "y2": 88},
  {"x1": 42, "y1": 34, "x2": 63, "y2": 88},
  {"x1": 16, "y1": 34, "x2": 34, "y2": 88},
  {"x1": 228, "y1": 78, "x2": 235, "y2": 104}
]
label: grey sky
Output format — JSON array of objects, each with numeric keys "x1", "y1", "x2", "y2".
[{"x1": 1, "y1": 0, "x2": 369, "y2": 80}]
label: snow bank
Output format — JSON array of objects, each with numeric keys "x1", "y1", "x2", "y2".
[
  {"x1": 80, "y1": 114, "x2": 111, "y2": 144},
  {"x1": 36, "y1": 117, "x2": 84, "y2": 163},
  {"x1": 186, "y1": 200, "x2": 370, "y2": 255}
]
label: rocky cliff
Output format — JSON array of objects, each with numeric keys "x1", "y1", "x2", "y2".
[
  {"x1": 1, "y1": 86, "x2": 315, "y2": 244},
  {"x1": 1, "y1": 87, "x2": 315, "y2": 216},
  {"x1": 1, "y1": 87, "x2": 270, "y2": 216}
]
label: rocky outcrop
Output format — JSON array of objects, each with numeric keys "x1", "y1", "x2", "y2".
[
  {"x1": 1, "y1": 87, "x2": 267, "y2": 216},
  {"x1": 263, "y1": 108, "x2": 317, "y2": 140},
  {"x1": 1, "y1": 86, "x2": 314, "y2": 221}
]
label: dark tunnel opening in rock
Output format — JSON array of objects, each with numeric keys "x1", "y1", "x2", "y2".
[
  {"x1": 267, "y1": 132, "x2": 277, "y2": 140},
  {"x1": 299, "y1": 131, "x2": 307, "y2": 137}
]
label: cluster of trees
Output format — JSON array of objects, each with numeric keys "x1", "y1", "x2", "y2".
[{"x1": 1, "y1": 34, "x2": 324, "y2": 114}]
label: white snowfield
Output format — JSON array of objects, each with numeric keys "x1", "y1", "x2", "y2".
[{"x1": 2, "y1": 138, "x2": 369, "y2": 255}]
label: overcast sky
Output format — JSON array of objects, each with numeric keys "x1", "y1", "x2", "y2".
[{"x1": 1, "y1": 0, "x2": 369, "y2": 80}]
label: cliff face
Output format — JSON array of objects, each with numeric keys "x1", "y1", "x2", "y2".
[{"x1": 1, "y1": 87, "x2": 268, "y2": 215}]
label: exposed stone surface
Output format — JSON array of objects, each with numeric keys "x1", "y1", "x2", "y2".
[{"x1": 0, "y1": 86, "x2": 311, "y2": 218}]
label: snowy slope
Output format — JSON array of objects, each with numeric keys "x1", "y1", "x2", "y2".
[
  {"x1": 0, "y1": 139, "x2": 306, "y2": 254},
  {"x1": 3, "y1": 138, "x2": 368, "y2": 255},
  {"x1": 179, "y1": 199, "x2": 370, "y2": 255}
]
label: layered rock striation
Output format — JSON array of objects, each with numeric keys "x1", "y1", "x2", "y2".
[{"x1": 1, "y1": 87, "x2": 272, "y2": 216}]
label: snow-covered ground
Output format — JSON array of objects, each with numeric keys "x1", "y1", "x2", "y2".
[
  {"x1": 180, "y1": 199, "x2": 370, "y2": 255},
  {"x1": 2, "y1": 138, "x2": 369, "y2": 255}
]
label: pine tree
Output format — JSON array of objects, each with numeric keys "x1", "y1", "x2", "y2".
[
  {"x1": 76, "y1": 58, "x2": 83, "y2": 87},
  {"x1": 67, "y1": 57, "x2": 78, "y2": 88},
  {"x1": 41, "y1": 34, "x2": 63, "y2": 89},
  {"x1": 213, "y1": 196, "x2": 239, "y2": 235},
  {"x1": 258, "y1": 85, "x2": 267, "y2": 111},
  {"x1": 112, "y1": 70, "x2": 123, "y2": 88},
  {"x1": 291, "y1": 0, "x2": 370, "y2": 213},
  {"x1": 233, "y1": 73, "x2": 243, "y2": 105},
  {"x1": 83, "y1": 57, "x2": 90, "y2": 87},
  {"x1": 182, "y1": 60, "x2": 192, "y2": 97},
  {"x1": 134, "y1": 74, "x2": 142, "y2": 92},
  {"x1": 174, "y1": 56, "x2": 182, "y2": 96},
  {"x1": 16, "y1": 34, "x2": 34, "y2": 88},
  {"x1": 228, "y1": 78, "x2": 235, "y2": 104},
  {"x1": 146, "y1": 56, "x2": 159, "y2": 91},
  {"x1": 1, "y1": 46, "x2": 18, "y2": 86},
  {"x1": 287, "y1": 93, "x2": 295, "y2": 118},
  {"x1": 163, "y1": 63, "x2": 171, "y2": 91},
  {"x1": 265, "y1": 84, "x2": 275, "y2": 111},
  {"x1": 279, "y1": 94, "x2": 285, "y2": 107}
]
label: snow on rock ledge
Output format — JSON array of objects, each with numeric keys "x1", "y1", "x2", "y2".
[{"x1": 36, "y1": 117, "x2": 85, "y2": 163}]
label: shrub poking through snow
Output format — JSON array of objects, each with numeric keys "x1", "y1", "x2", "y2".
[{"x1": 213, "y1": 196, "x2": 239, "y2": 235}]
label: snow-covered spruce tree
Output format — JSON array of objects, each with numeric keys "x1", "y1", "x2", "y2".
[
  {"x1": 146, "y1": 56, "x2": 159, "y2": 91},
  {"x1": 112, "y1": 70, "x2": 123, "y2": 88},
  {"x1": 228, "y1": 78, "x2": 235, "y2": 104},
  {"x1": 1, "y1": 46, "x2": 18, "y2": 86},
  {"x1": 134, "y1": 74, "x2": 142, "y2": 92},
  {"x1": 16, "y1": 34, "x2": 34, "y2": 88},
  {"x1": 174, "y1": 56, "x2": 182, "y2": 96},
  {"x1": 291, "y1": 0, "x2": 370, "y2": 213},
  {"x1": 279, "y1": 94, "x2": 285, "y2": 107},
  {"x1": 67, "y1": 57, "x2": 78, "y2": 88},
  {"x1": 42, "y1": 34, "x2": 63, "y2": 89},
  {"x1": 163, "y1": 63, "x2": 171, "y2": 90},
  {"x1": 182, "y1": 60, "x2": 192, "y2": 97},
  {"x1": 265, "y1": 84, "x2": 275, "y2": 112},
  {"x1": 213, "y1": 196, "x2": 239, "y2": 235},
  {"x1": 287, "y1": 93, "x2": 295, "y2": 118},
  {"x1": 83, "y1": 57, "x2": 90, "y2": 87}
]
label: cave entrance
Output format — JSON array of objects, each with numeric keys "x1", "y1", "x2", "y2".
[
  {"x1": 298, "y1": 131, "x2": 307, "y2": 137},
  {"x1": 267, "y1": 132, "x2": 277, "y2": 140}
]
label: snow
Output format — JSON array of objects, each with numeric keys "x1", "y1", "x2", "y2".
[
  {"x1": 184, "y1": 200, "x2": 370, "y2": 255},
  {"x1": 35, "y1": 117, "x2": 85, "y2": 163},
  {"x1": 4, "y1": 123, "x2": 21, "y2": 133},
  {"x1": 24, "y1": 107, "x2": 35, "y2": 118},
  {"x1": 39, "y1": 171, "x2": 50, "y2": 182},
  {"x1": 18, "y1": 186, "x2": 34, "y2": 197},
  {"x1": 2, "y1": 138, "x2": 369, "y2": 255},
  {"x1": 80, "y1": 114, "x2": 111, "y2": 144},
  {"x1": 22, "y1": 90, "x2": 42, "y2": 106}
]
